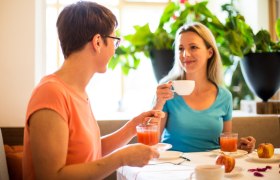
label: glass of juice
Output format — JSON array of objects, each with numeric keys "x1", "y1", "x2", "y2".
[
  {"x1": 220, "y1": 132, "x2": 238, "y2": 152},
  {"x1": 136, "y1": 123, "x2": 159, "y2": 146}
]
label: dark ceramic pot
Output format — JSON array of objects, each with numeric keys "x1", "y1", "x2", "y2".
[
  {"x1": 240, "y1": 52, "x2": 280, "y2": 102},
  {"x1": 150, "y1": 49, "x2": 174, "y2": 82}
]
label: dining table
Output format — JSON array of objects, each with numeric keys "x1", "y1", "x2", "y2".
[{"x1": 117, "y1": 149, "x2": 280, "y2": 180}]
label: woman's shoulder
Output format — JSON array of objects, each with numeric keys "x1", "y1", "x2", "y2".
[
  {"x1": 217, "y1": 86, "x2": 232, "y2": 99},
  {"x1": 34, "y1": 74, "x2": 68, "y2": 97}
]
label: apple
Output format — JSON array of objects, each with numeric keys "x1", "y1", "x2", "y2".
[
  {"x1": 257, "y1": 143, "x2": 274, "y2": 158},
  {"x1": 215, "y1": 153, "x2": 235, "y2": 173}
]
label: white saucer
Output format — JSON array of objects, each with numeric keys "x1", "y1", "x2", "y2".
[
  {"x1": 159, "y1": 151, "x2": 183, "y2": 160},
  {"x1": 247, "y1": 152, "x2": 280, "y2": 163},
  {"x1": 211, "y1": 149, "x2": 248, "y2": 158},
  {"x1": 225, "y1": 166, "x2": 243, "y2": 177},
  {"x1": 153, "y1": 143, "x2": 172, "y2": 152}
]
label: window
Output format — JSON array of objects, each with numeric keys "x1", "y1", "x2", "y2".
[{"x1": 45, "y1": 0, "x2": 168, "y2": 119}]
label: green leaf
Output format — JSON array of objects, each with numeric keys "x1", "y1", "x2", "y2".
[
  {"x1": 121, "y1": 65, "x2": 130, "y2": 75},
  {"x1": 276, "y1": 19, "x2": 280, "y2": 39},
  {"x1": 254, "y1": 30, "x2": 272, "y2": 52},
  {"x1": 108, "y1": 56, "x2": 120, "y2": 70},
  {"x1": 158, "y1": 2, "x2": 179, "y2": 29},
  {"x1": 125, "y1": 24, "x2": 152, "y2": 48}
]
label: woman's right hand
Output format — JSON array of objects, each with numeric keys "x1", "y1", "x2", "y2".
[
  {"x1": 118, "y1": 144, "x2": 159, "y2": 167},
  {"x1": 154, "y1": 81, "x2": 174, "y2": 110}
]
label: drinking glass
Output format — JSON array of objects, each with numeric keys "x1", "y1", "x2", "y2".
[
  {"x1": 220, "y1": 132, "x2": 238, "y2": 152},
  {"x1": 136, "y1": 123, "x2": 159, "y2": 146}
]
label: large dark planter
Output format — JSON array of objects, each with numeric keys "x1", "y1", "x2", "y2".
[
  {"x1": 150, "y1": 49, "x2": 175, "y2": 82},
  {"x1": 240, "y1": 52, "x2": 280, "y2": 102}
]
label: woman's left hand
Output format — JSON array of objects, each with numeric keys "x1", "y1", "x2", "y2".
[{"x1": 238, "y1": 136, "x2": 256, "y2": 153}]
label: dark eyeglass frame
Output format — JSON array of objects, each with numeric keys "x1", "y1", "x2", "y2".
[{"x1": 104, "y1": 35, "x2": 121, "y2": 49}]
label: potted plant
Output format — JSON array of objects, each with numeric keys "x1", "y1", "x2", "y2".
[
  {"x1": 239, "y1": 33, "x2": 280, "y2": 102},
  {"x1": 222, "y1": 5, "x2": 280, "y2": 102}
]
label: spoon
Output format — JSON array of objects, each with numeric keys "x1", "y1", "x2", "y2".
[{"x1": 145, "y1": 118, "x2": 153, "y2": 125}]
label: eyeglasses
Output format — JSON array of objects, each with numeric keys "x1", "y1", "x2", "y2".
[{"x1": 104, "y1": 35, "x2": 121, "y2": 49}]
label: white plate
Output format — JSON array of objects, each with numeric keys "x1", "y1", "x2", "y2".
[
  {"x1": 247, "y1": 152, "x2": 280, "y2": 163},
  {"x1": 225, "y1": 166, "x2": 243, "y2": 177},
  {"x1": 211, "y1": 149, "x2": 248, "y2": 158},
  {"x1": 153, "y1": 143, "x2": 172, "y2": 152},
  {"x1": 159, "y1": 151, "x2": 183, "y2": 160}
]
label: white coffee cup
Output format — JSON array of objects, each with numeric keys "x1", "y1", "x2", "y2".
[
  {"x1": 190, "y1": 164, "x2": 225, "y2": 180},
  {"x1": 172, "y1": 80, "x2": 195, "y2": 95}
]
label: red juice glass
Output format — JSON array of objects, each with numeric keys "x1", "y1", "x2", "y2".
[
  {"x1": 220, "y1": 132, "x2": 238, "y2": 152},
  {"x1": 136, "y1": 124, "x2": 159, "y2": 146}
]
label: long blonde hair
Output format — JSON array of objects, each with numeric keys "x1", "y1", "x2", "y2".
[{"x1": 160, "y1": 22, "x2": 223, "y2": 85}]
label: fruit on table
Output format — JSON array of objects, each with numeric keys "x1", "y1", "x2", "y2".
[
  {"x1": 257, "y1": 143, "x2": 274, "y2": 158},
  {"x1": 215, "y1": 153, "x2": 235, "y2": 173}
]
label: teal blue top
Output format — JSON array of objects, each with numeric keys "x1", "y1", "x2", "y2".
[{"x1": 162, "y1": 86, "x2": 232, "y2": 152}]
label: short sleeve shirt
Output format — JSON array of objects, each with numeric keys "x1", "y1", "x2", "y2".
[
  {"x1": 162, "y1": 86, "x2": 232, "y2": 152},
  {"x1": 23, "y1": 74, "x2": 102, "y2": 180}
]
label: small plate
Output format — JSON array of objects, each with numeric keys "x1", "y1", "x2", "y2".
[
  {"x1": 225, "y1": 166, "x2": 243, "y2": 177},
  {"x1": 247, "y1": 152, "x2": 280, "y2": 163},
  {"x1": 153, "y1": 143, "x2": 172, "y2": 152},
  {"x1": 211, "y1": 149, "x2": 248, "y2": 158},
  {"x1": 159, "y1": 151, "x2": 183, "y2": 160}
]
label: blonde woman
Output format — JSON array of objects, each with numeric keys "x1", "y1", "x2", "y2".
[{"x1": 154, "y1": 22, "x2": 255, "y2": 153}]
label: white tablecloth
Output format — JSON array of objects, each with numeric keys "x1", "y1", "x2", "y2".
[{"x1": 117, "y1": 151, "x2": 280, "y2": 180}]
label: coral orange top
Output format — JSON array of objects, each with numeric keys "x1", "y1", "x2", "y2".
[{"x1": 23, "y1": 74, "x2": 102, "y2": 180}]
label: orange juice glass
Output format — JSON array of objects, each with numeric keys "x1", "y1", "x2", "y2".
[
  {"x1": 136, "y1": 124, "x2": 159, "y2": 146},
  {"x1": 220, "y1": 132, "x2": 238, "y2": 152}
]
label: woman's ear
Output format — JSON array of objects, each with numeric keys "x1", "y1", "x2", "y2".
[
  {"x1": 208, "y1": 47, "x2": 214, "y2": 58},
  {"x1": 91, "y1": 34, "x2": 102, "y2": 53}
]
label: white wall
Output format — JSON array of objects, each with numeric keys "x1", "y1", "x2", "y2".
[{"x1": 0, "y1": 0, "x2": 36, "y2": 127}]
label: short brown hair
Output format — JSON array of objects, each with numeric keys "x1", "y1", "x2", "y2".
[{"x1": 56, "y1": 1, "x2": 118, "y2": 58}]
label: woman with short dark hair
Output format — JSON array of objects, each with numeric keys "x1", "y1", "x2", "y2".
[{"x1": 23, "y1": 2, "x2": 162, "y2": 180}]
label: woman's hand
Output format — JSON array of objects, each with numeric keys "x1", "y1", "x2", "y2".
[
  {"x1": 126, "y1": 110, "x2": 165, "y2": 136},
  {"x1": 154, "y1": 81, "x2": 174, "y2": 110},
  {"x1": 101, "y1": 110, "x2": 165, "y2": 156},
  {"x1": 117, "y1": 144, "x2": 159, "y2": 167},
  {"x1": 131, "y1": 110, "x2": 165, "y2": 125},
  {"x1": 238, "y1": 136, "x2": 256, "y2": 153}
]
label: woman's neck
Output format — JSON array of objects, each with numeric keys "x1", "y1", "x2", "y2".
[
  {"x1": 54, "y1": 52, "x2": 96, "y2": 97},
  {"x1": 186, "y1": 73, "x2": 214, "y2": 95}
]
